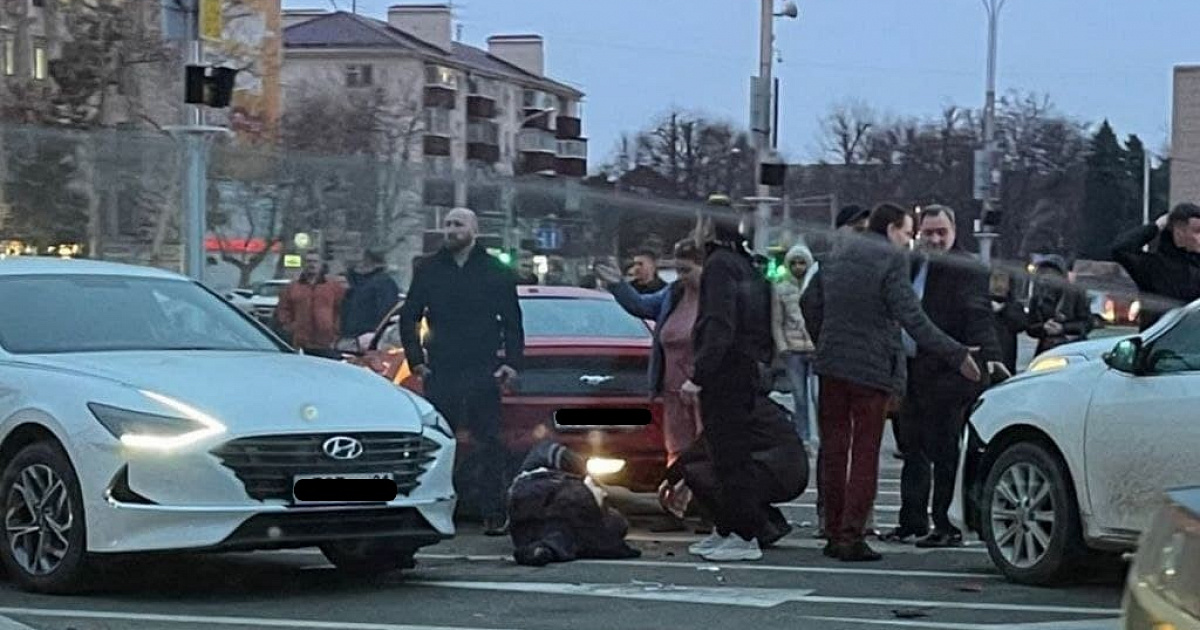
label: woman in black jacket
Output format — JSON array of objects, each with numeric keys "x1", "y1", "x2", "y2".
[{"x1": 1026, "y1": 257, "x2": 1092, "y2": 356}]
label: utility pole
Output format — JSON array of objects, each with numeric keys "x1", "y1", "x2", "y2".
[
  {"x1": 749, "y1": 0, "x2": 796, "y2": 254},
  {"x1": 166, "y1": 0, "x2": 231, "y2": 283},
  {"x1": 974, "y1": 0, "x2": 1007, "y2": 266}
]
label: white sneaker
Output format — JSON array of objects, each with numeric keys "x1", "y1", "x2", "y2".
[
  {"x1": 688, "y1": 530, "x2": 724, "y2": 556},
  {"x1": 701, "y1": 535, "x2": 763, "y2": 561}
]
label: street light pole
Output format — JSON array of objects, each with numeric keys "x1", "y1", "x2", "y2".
[{"x1": 975, "y1": 0, "x2": 1006, "y2": 266}]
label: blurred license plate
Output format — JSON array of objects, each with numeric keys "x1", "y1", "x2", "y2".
[{"x1": 292, "y1": 473, "x2": 396, "y2": 504}]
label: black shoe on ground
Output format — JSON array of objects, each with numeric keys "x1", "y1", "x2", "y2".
[
  {"x1": 880, "y1": 526, "x2": 928, "y2": 544},
  {"x1": 760, "y1": 521, "x2": 793, "y2": 548},
  {"x1": 839, "y1": 540, "x2": 883, "y2": 562},
  {"x1": 915, "y1": 529, "x2": 964, "y2": 548},
  {"x1": 822, "y1": 542, "x2": 845, "y2": 558},
  {"x1": 483, "y1": 515, "x2": 509, "y2": 537}
]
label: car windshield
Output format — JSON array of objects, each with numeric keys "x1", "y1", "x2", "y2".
[
  {"x1": 0, "y1": 274, "x2": 285, "y2": 354},
  {"x1": 520, "y1": 297, "x2": 651, "y2": 339}
]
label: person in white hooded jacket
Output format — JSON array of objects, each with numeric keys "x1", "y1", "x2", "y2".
[{"x1": 771, "y1": 242, "x2": 819, "y2": 443}]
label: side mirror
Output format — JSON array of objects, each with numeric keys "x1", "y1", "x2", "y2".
[{"x1": 1103, "y1": 338, "x2": 1143, "y2": 374}]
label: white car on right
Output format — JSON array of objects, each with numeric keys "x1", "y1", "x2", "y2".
[{"x1": 953, "y1": 299, "x2": 1200, "y2": 585}]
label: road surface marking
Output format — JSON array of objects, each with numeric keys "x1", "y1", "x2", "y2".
[
  {"x1": 408, "y1": 581, "x2": 1121, "y2": 615},
  {"x1": 409, "y1": 580, "x2": 815, "y2": 608},
  {"x1": 0, "y1": 608, "x2": 518, "y2": 630},
  {"x1": 0, "y1": 616, "x2": 36, "y2": 630},
  {"x1": 779, "y1": 502, "x2": 901, "y2": 512},
  {"x1": 622, "y1": 532, "x2": 989, "y2": 554},
  {"x1": 411, "y1": 553, "x2": 1003, "y2": 580},
  {"x1": 801, "y1": 616, "x2": 1120, "y2": 629}
]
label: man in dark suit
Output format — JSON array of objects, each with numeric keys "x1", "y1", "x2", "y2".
[{"x1": 884, "y1": 205, "x2": 1001, "y2": 548}]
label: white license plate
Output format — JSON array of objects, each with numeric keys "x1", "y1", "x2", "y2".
[{"x1": 292, "y1": 472, "x2": 395, "y2": 504}]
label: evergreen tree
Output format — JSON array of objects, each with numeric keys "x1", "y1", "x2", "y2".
[{"x1": 1081, "y1": 121, "x2": 1129, "y2": 260}]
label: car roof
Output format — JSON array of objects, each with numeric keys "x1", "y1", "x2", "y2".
[
  {"x1": 0, "y1": 257, "x2": 186, "y2": 281},
  {"x1": 517, "y1": 286, "x2": 614, "y2": 299}
]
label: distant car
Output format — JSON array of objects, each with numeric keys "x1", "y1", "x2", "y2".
[
  {"x1": 1122, "y1": 485, "x2": 1200, "y2": 630},
  {"x1": 351, "y1": 286, "x2": 667, "y2": 491},
  {"x1": 0, "y1": 258, "x2": 456, "y2": 593},
  {"x1": 1088, "y1": 289, "x2": 1141, "y2": 329},
  {"x1": 244, "y1": 279, "x2": 291, "y2": 323},
  {"x1": 952, "y1": 299, "x2": 1200, "y2": 585}
]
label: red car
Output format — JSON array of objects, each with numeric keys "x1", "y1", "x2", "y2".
[{"x1": 353, "y1": 286, "x2": 667, "y2": 492}]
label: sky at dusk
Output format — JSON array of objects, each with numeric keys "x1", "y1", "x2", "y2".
[{"x1": 282, "y1": 0, "x2": 1200, "y2": 167}]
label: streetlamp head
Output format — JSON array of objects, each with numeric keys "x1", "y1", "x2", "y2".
[{"x1": 777, "y1": 1, "x2": 799, "y2": 19}]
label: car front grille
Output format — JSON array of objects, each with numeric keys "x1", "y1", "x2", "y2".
[{"x1": 211, "y1": 432, "x2": 439, "y2": 502}]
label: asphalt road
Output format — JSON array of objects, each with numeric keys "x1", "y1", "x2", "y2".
[
  {"x1": 0, "y1": 444, "x2": 1125, "y2": 630},
  {"x1": 0, "y1": 331, "x2": 1134, "y2": 630}
]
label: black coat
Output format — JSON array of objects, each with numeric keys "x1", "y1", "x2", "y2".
[
  {"x1": 1026, "y1": 280, "x2": 1092, "y2": 355},
  {"x1": 398, "y1": 244, "x2": 525, "y2": 372},
  {"x1": 991, "y1": 293, "x2": 1027, "y2": 374},
  {"x1": 1112, "y1": 225, "x2": 1200, "y2": 331},
  {"x1": 692, "y1": 242, "x2": 773, "y2": 391},
  {"x1": 908, "y1": 251, "x2": 1001, "y2": 399},
  {"x1": 340, "y1": 268, "x2": 401, "y2": 338}
]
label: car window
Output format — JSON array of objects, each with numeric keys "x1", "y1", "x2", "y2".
[
  {"x1": 521, "y1": 297, "x2": 651, "y2": 338},
  {"x1": 1147, "y1": 310, "x2": 1200, "y2": 374},
  {"x1": 0, "y1": 274, "x2": 284, "y2": 354}
]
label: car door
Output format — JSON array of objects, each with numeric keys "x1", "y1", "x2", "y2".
[{"x1": 1083, "y1": 309, "x2": 1200, "y2": 536}]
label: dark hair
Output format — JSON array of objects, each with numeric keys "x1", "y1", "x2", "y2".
[
  {"x1": 673, "y1": 239, "x2": 702, "y2": 264},
  {"x1": 363, "y1": 249, "x2": 386, "y2": 266},
  {"x1": 867, "y1": 203, "x2": 913, "y2": 237},
  {"x1": 633, "y1": 248, "x2": 658, "y2": 261},
  {"x1": 835, "y1": 204, "x2": 868, "y2": 229},
  {"x1": 1169, "y1": 203, "x2": 1200, "y2": 227},
  {"x1": 918, "y1": 204, "x2": 956, "y2": 227}
]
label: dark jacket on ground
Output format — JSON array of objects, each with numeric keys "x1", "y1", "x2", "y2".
[
  {"x1": 692, "y1": 242, "x2": 774, "y2": 391},
  {"x1": 908, "y1": 250, "x2": 1001, "y2": 398},
  {"x1": 1112, "y1": 224, "x2": 1200, "y2": 331},
  {"x1": 398, "y1": 244, "x2": 525, "y2": 372},
  {"x1": 340, "y1": 267, "x2": 401, "y2": 338},
  {"x1": 609, "y1": 280, "x2": 685, "y2": 394},
  {"x1": 800, "y1": 233, "x2": 968, "y2": 397}
]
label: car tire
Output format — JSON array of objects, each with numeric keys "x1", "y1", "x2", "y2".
[
  {"x1": 980, "y1": 441, "x2": 1086, "y2": 586},
  {"x1": 0, "y1": 441, "x2": 94, "y2": 594},
  {"x1": 319, "y1": 539, "x2": 417, "y2": 576}
]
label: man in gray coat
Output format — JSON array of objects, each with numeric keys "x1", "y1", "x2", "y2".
[{"x1": 802, "y1": 202, "x2": 981, "y2": 561}]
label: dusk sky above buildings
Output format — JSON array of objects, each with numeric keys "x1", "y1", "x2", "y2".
[{"x1": 283, "y1": 0, "x2": 1200, "y2": 167}]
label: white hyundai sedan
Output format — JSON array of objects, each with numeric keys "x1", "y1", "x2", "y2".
[
  {"x1": 952, "y1": 299, "x2": 1200, "y2": 586},
  {"x1": 0, "y1": 258, "x2": 456, "y2": 593}
]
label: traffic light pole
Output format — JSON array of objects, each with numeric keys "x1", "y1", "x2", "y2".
[{"x1": 166, "y1": 0, "x2": 229, "y2": 282}]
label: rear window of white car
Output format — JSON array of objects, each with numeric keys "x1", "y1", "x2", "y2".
[{"x1": 0, "y1": 274, "x2": 284, "y2": 354}]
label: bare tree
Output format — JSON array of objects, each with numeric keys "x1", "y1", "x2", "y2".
[{"x1": 818, "y1": 100, "x2": 878, "y2": 165}]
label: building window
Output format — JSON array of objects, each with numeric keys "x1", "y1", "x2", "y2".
[
  {"x1": 33, "y1": 45, "x2": 46, "y2": 80},
  {"x1": 425, "y1": 64, "x2": 456, "y2": 90},
  {"x1": 425, "y1": 108, "x2": 452, "y2": 136},
  {"x1": 3, "y1": 39, "x2": 14, "y2": 76},
  {"x1": 345, "y1": 64, "x2": 373, "y2": 88}
]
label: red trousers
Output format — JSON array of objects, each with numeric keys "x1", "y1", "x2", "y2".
[{"x1": 818, "y1": 375, "x2": 891, "y2": 544}]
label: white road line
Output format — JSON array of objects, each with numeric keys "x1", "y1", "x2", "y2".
[
  {"x1": 801, "y1": 616, "x2": 1120, "y2": 630},
  {"x1": 779, "y1": 503, "x2": 901, "y2": 512},
  {"x1": 412, "y1": 553, "x2": 1004, "y2": 580},
  {"x1": 0, "y1": 608, "x2": 518, "y2": 630},
  {"x1": 622, "y1": 533, "x2": 989, "y2": 554},
  {"x1": 407, "y1": 581, "x2": 1121, "y2": 615},
  {"x1": 0, "y1": 615, "x2": 36, "y2": 630}
]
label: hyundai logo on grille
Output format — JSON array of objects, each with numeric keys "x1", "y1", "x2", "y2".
[{"x1": 322, "y1": 436, "x2": 364, "y2": 460}]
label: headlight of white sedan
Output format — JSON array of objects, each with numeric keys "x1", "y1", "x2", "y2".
[
  {"x1": 88, "y1": 390, "x2": 226, "y2": 451},
  {"x1": 1028, "y1": 354, "x2": 1085, "y2": 374}
]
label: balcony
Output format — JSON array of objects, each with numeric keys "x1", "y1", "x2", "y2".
[
  {"x1": 522, "y1": 109, "x2": 554, "y2": 131},
  {"x1": 556, "y1": 116, "x2": 582, "y2": 140},
  {"x1": 425, "y1": 108, "x2": 452, "y2": 137},
  {"x1": 467, "y1": 122, "x2": 500, "y2": 163},
  {"x1": 423, "y1": 135, "x2": 451, "y2": 157},
  {"x1": 517, "y1": 128, "x2": 556, "y2": 154},
  {"x1": 557, "y1": 139, "x2": 587, "y2": 160},
  {"x1": 467, "y1": 96, "x2": 496, "y2": 119},
  {"x1": 426, "y1": 65, "x2": 457, "y2": 91},
  {"x1": 517, "y1": 152, "x2": 558, "y2": 175}
]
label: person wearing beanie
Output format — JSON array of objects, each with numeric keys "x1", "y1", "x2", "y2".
[
  {"x1": 1026, "y1": 255, "x2": 1092, "y2": 355},
  {"x1": 772, "y1": 242, "x2": 819, "y2": 443}
]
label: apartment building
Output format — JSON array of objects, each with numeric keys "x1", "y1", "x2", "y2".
[
  {"x1": 282, "y1": 5, "x2": 587, "y2": 184},
  {"x1": 1172, "y1": 65, "x2": 1200, "y2": 207}
]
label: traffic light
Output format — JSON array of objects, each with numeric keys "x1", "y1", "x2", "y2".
[{"x1": 185, "y1": 65, "x2": 238, "y2": 108}]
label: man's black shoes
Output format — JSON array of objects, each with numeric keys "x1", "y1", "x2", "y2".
[{"x1": 915, "y1": 529, "x2": 964, "y2": 548}]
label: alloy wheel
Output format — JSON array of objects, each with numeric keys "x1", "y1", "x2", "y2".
[
  {"x1": 5, "y1": 464, "x2": 74, "y2": 576},
  {"x1": 990, "y1": 462, "x2": 1056, "y2": 569}
]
